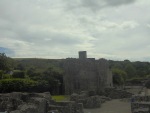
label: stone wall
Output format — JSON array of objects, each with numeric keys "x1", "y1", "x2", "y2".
[
  {"x1": 70, "y1": 91, "x2": 111, "y2": 109},
  {"x1": 49, "y1": 101, "x2": 84, "y2": 113},
  {"x1": 0, "y1": 92, "x2": 51, "y2": 113},
  {"x1": 0, "y1": 92, "x2": 84, "y2": 113},
  {"x1": 11, "y1": 98, "x2": 47, "y2": 113},
  {"x1": 63, "y1": 57, "x2": 113, "y2": 95},
  {"x1": 104, "y1": 88, "x2": 133, "y2": 99},
  {"x1": 131, "y1": 95, "x2": 150, "y2": 113}
]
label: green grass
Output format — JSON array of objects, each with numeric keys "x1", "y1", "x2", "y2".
[{"x1": 52, "y1": 95, "x2": 69, "y2": 102}]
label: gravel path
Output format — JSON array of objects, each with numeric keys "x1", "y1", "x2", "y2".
[{"x1": 84, "y1": 99, "x2": 131, "y2": 113}]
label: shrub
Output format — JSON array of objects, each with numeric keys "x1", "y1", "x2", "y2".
[
  {"x1": 3, "y1": 74, "x2": 12, "y2": 79},
  {"x1": 12, "y1": 70, "x2": 25, "y2": 78},
  {"x1": 0, "y1": 78, "x2": 37, "y2": 93},
  {"x1": 145, "y1": 80, "x2": 150, "y2": 88},
  {"x1": 126, "y1": 78, "x2": 143, "y2": 85},
  {"x1": 0, "y1": 70, "x2": 3, "y2": 79}
]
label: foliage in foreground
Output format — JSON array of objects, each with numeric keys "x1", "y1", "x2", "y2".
[
  {"x1": 0, "y1": 79, "x2": 37, "y2": 92},
  {"x1": 0, "y1": 53, "x2": 15, "y2": 71},
  {"x1": 112, "y1": 68, "x2": 127, "y2": 85},
  {"x1": 0, "y1": 79, "x2": 51, "y2": 93}
]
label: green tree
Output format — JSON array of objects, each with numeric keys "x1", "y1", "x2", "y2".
[
  {"x1": 133, "y1": 61, "x2": 150, "y2": 78},
  {"x1": 0, "y1": 53, "x2": 9, "y2": 70},
  {"x1": 12, "y1": 70, "x2": 25, "y2": 78},
  {"x1": 0, "y1": 70, "x2": 4, "y2": 79},
  {"x1": 112, "y1": 68, "x2": 127, "y2": 85},
  {"x1": 42, "y1": 67, "x2": 63, "y2": 94},
  {"x1": 16, "y1": 63, "x2": 25, "y2": 71},
  {"x1": 124, "y1": 64, "x2": 136, "y2": 78},
  {"x1": 0, "y1": 53, "x2": 14, "y2": 71}
]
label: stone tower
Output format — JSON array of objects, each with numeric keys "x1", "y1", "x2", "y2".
[
  {"x1": 79, "y1": 51, "x2": 87, "y2": 60},
  {"x1": 63, "y1": 52, "x2": 113, "y2": 94}
]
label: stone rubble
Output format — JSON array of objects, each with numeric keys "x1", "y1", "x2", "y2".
[
  {"x1": 104, "y1": 88, "x2": 133, "y2": 99},
  {"x1": 70, "y1": 91, "x2": 111, "y2": 109},
  {"x1": 0, "y1": 92, "x2": 84, "y2": 113},
  {"x1": 0, "y1": 89, "x2": 133, "y2": 113},
  {"x1": 131, "y1": 95, "x2": 150, "y2": 113}
]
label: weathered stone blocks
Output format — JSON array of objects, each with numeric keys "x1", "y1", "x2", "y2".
[
  {"x1": 131, "y1": 96, "x2": 150, "y2": 113},
  {"x1": 70, "y1": 92, "x2": 104, "y2": 109},
  {"x1": 104, "y1": 88, "x2": 133, "y2": 99},
  {"x1": 0, "y1": 92, "x2": 50, "y2": 113},
  {"x1": 0, "y1": 92, "x2": 84, "y2": 113}
]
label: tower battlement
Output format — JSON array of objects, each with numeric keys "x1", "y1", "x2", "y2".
[{"x1": 79, "y1": 51, "x2": 87, "y2": 59}]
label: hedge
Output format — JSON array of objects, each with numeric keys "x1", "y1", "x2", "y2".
[
  {"x1": 12, "y1": 70, "x2": 25, "y2": 78},
  {"x1": 0, "y1": 78, "x2": 37, "y2": 93}
]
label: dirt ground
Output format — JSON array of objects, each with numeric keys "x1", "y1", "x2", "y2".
[{"x1": 84, "y1": 99, "x2": 131, "y2": 113}]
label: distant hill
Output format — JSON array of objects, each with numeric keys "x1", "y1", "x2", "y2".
[
  {"x1": 13, "y1": 58, "x2": 150, "y2": 79},
  {"x1": 14, "y1": 58, "x2": 63, "y2": 72}
]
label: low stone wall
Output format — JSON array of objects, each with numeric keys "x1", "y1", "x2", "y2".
[
  {"x1": 132, "y1": 95, "x2": 150, "y2": 102},
  {"x1": 83, "y1": 96, "x2": 101, "y2": 108},
  {"x1": 0, "y1": 92, "x2": 50, "y2": 113},
  {"x1": 131, "y1": 96, "x2": 150, "y2": 113},
  {"x1": 104, "y1": 88, "x2": 133, "y2": 99},
  {"x1": 48, "y1": 101, "x2": 83, "y2": 113},
  {"x1": 15, "y1": 98, "x2": 47, "y2": 113},
  {"x1": 70, "y1": 92, "x2": 111, "y2": 109},
  {"x1": 0, "y1": 92, "x2": 84, "y2": 113}
]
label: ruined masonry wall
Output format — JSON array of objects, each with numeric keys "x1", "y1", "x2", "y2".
[{"x1": 63, "y1": 58, "x2": 113, "y2": 94}]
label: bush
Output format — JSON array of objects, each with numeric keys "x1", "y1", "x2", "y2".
[
  {"x1": 0, "y1": 79, "x2": 37, "y2": 93},
  {"x1": 0, "y1": 79, "x2": 53, "y2": 93},
  {"x1": 126, "y1": 78, "x2": 143, "y2": 85},
  {"x1": 145, "y1": 80, "x2": 150, "y2": 88},
  {"x1": 112, "y1": 68, "x2": 127, "y2": 85},
  {"x1": 0, "y1": 70, "x2": 3, "y2": 79},
  {"x1": 3, "y1": 74, "x2": 12, "y2": 79},
  {"x1": 12, "y1": 70, "x2": 25, "y2": 78}
]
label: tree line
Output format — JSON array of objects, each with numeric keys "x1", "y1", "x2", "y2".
[
  {"x1": 109, "y1": 60, "x2": 150, "y2": 86},
  {"x1": 0, "y1": 53, "x2": 64, "y2": 94},
  {"x1": 1, "y1": 53, "x2": 150, "y2": 94}
]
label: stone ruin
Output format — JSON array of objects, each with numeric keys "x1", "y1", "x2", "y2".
[
  {"x1": 0, "y1": 90, "x2": 132, "y2": 113},
  {"x1": 0, "y1": 92, "x2": 49, "y2": 113},
  {"x1": 0, "y1": 51, "x2": 135, "y2": 113},
  {"x1": 131, "y1": 95, "x2": 150, "y2": 113},
  {"x1": 63, "y1": 51, "x2": 113, "y2": 95},
  {"x1": 0, "y1": 92, "x2": 84, "y2": 113},
  {"x1": 69, "y1": 89, "x2": 132, "y2": 109},
  {"x1": 70, "y1": 91, "x2": 111, "y2": 109},
  {"x1": 104, "y1": 88, "x2": 133, "y2": 99},
  {"x1": 0, "y1": 90, "x2": 133, "y2": 113}
]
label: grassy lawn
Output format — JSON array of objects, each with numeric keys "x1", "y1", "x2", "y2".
[{"x1": 52, "y1": 95, "x2": 69, "y2": 102}]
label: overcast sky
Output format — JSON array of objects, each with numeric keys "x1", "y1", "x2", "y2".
[{"x1": 0, "y1": 0, "x2": 150, "y2": 61}]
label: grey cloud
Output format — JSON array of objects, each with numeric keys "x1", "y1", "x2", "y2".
[
  {"x1": 105, "y1": 0, "x2": 136, "y2": 6},
  {"x1": 0, "y1": 0, "x2": 150, "y2": 61},
  {"x1": 64, "y1": 0, "x2": 136, "y2": 12},
  {"x1": 17, "y1": 29, "x2": 82, "y2": 47},
  {"x1": 92, "y1": 25, "x2": 150, "y2": 60}
]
